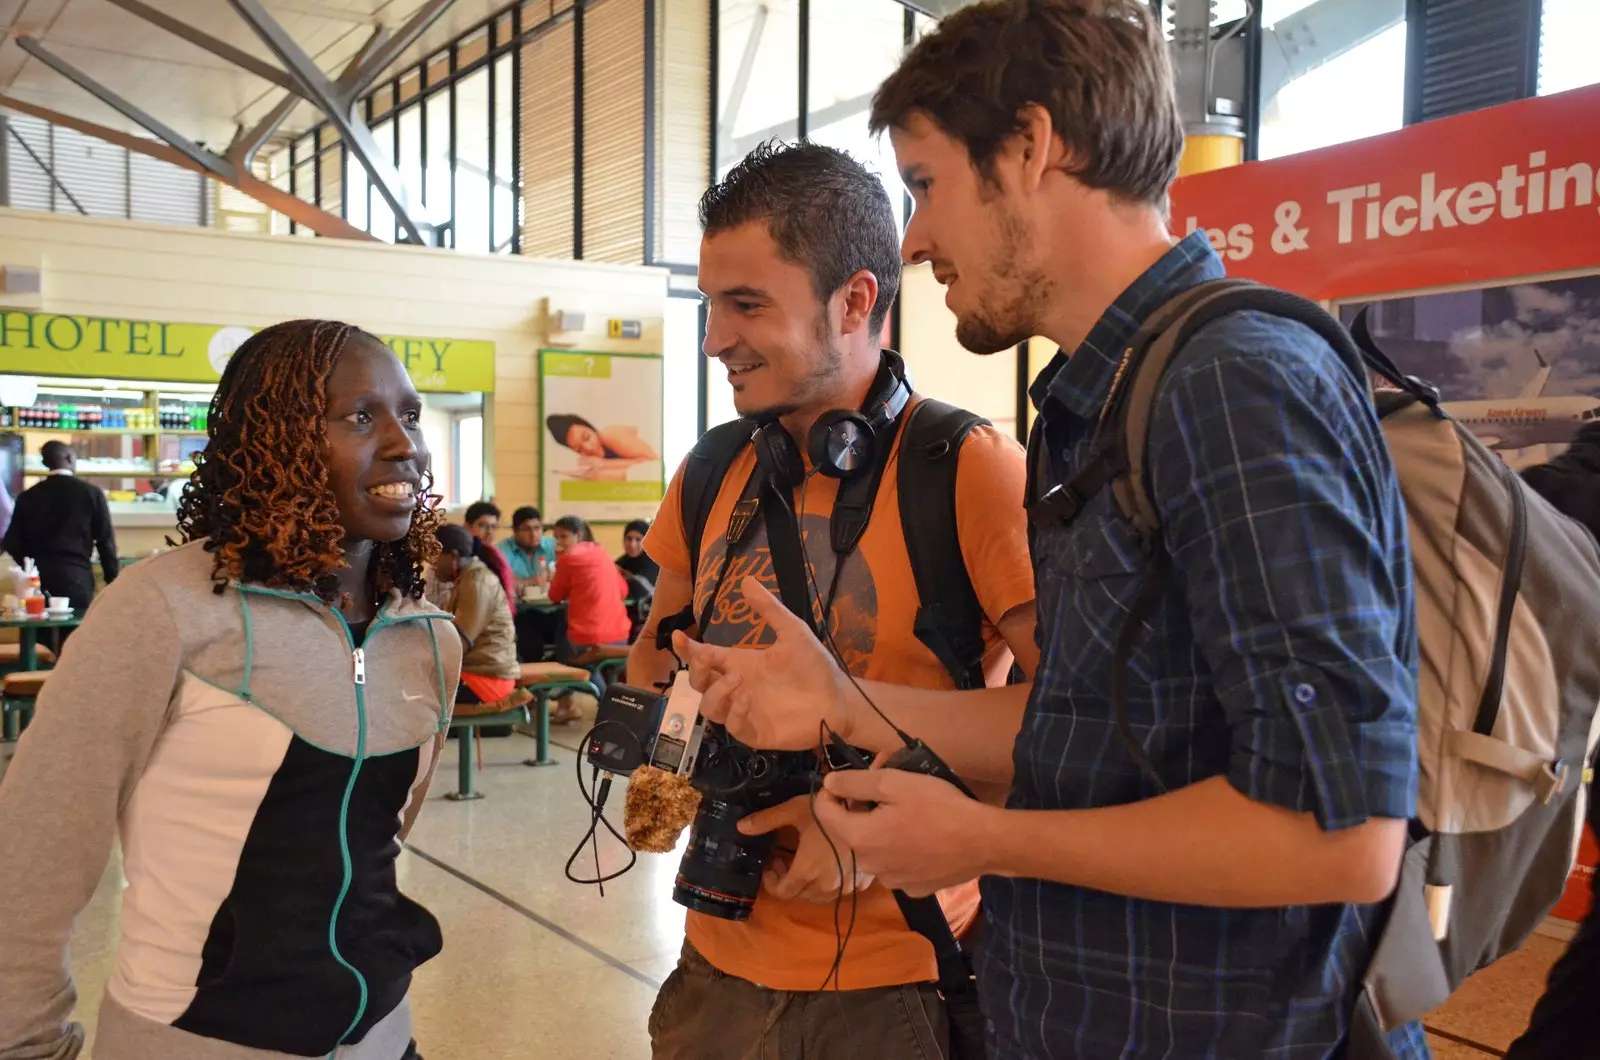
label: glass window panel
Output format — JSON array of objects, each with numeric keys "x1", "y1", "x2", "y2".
[
  {"x1": 294, "y1": 161, "x2": 315, "y2": 204},
  {"x1": 663, "y1": 297, "x2": 702, "y2": 472},
  {"x1": 493, "y1": 53, "x2": 516, "y2": 253},
  {"x1": 806, "y1": 0, "x2": 906, "y2": 232},
  {"x1": 369, "y1": 119, "x2": 397, "y2": 242},
  {"x1": 456, "y1": 414, "x2": 484, "y2": 505},
  {"x1": 1257, "y1": 1, "x2": 1405, "y2": 160},
  {"x1": 717, "y1": 0, "x2": 799, "y2": 177},
  {"x1": 425, "y1": 89, "x2": 453, "y2": 240},
  {"x1": 398, "y1": 105, "x2": 424, "y2": 238},
  {"x1": 346, "y1": 149, "x2": 369, "y2": 230},
  {"x1": 455, "y1": 67, "x2": 493, "y2": 254}
]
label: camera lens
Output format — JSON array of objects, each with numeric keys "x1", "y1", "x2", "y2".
[{"x1": 673, "y1": 798, "x2": 773, "y2": 921}]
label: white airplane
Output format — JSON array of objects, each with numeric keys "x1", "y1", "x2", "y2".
[{"x1": 1444, "y1": 351, "x2": 1600, "y2": 451}]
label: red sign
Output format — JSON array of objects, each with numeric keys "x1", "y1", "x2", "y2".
[{"x1": 1169, "y1": 83, "x2": 1600, "y2": 302}]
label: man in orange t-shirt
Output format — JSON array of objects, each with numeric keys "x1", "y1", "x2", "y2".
[{"x1": 628, "y1": 141, "x2": 1037, "y2": 1058}]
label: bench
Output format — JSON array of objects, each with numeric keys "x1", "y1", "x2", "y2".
[
  {"x1": 444, "y1": 663, "x2": 599, "y2": 800},
  {"x1": 2, "y1": 671, "x2": 51, "y2": 741},
  {"x1": 570, "y1": 644, "x2": 630, "y2": 693},
  {"x1": 0, "y1": 644, "x2": 56, "y2": 671}
]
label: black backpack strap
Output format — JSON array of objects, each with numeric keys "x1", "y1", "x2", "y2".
[
  {"x1": 898, "y1": 398, "x2": 990, "y2": 690},
  {"x1": 680, "y1": 418, "x2": 757, "y2": 588}
]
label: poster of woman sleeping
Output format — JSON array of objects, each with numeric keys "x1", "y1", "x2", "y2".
[{"x1": 539, "y1": 349, "x2": 665, "y2": 524}]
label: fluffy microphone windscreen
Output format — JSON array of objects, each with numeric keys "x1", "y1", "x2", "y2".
[{"x1": 624, "y1": 764, "x2": 702, "y2": 853}]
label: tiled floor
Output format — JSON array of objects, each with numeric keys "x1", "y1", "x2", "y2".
[{"x1": 2, "y1": 728, "x2": 1573, "y2": 1059}]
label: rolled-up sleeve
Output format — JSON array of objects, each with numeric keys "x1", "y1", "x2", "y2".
[{"x1": 1147, "y1": 314, "x2": 1419, "y2": 831}]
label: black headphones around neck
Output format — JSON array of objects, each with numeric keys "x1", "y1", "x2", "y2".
[{"x1": 751, "y1": 350, "x2": 912, "y2": 490}]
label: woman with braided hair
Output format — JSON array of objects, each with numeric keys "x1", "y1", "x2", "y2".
[{"x1": 0, "y1": 320, "x2": 463, "y2": 1060}]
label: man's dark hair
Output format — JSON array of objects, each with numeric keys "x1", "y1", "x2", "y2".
[
  {"x1": 624, "y1": 519, "x2": 650, "y2": 537},
  {"x1": 869, "y1": 0, "x2": 1184, "y2": 210},
  {"x1": 40, "y1": 441, "x2": 73, "y2": 471},
  {"x1": 512, "y1": 506, "x2": 543, "y2": 529},
  {"x1": 699, "y1": 140, "x2": 901, "y2": 333},
  {"x1": 464, "y1": 501, "x2": 501, "y2": 526}
]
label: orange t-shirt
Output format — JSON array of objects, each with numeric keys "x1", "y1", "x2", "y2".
[{"x1": 643, "y1": 398, "x2": 1035, "y2": 992}]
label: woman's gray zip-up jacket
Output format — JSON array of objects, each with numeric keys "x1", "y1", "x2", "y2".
[{"x1": 0, "y1": 540, "x2": 463, "y2": 1060}]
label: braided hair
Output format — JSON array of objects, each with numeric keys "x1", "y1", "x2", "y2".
[{"x1": 174, "y1": 319, "x2": 444, "y2": 602}]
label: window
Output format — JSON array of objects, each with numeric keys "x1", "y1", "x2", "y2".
[
  {"x1": 456, "y1": 68, "x2": 493, "y2": 253},
  {"x1": 717, "y1": 0, "x2": 800, "y2": 177},
  {"x1": 455, "y1": 413, "x2": 485, "y2": 505},
  {"x1": 424, "y1": 88, "x2": 454, "y2": 241},
  {"x1": 1257, "y1": 0, "x2": 1407, "y2": 161},
  {"x1": 1539, "y1": 0, "x2": 1600, "y2": 96},
  {"x1": 492, "y1": 53, "x2": 518, "y2": 253},
  {"x1": 398, "y1": 105, "x2": 424, "y2": 236},
  {"x1": 663, "y1": 296, "x2": 704, "y2": 472},
  {"x1": 369, "y1": 119, "x2": 397, "y2": 242},
  {"x1": 806, "y1": 0, "x2": 907, "y2": 231},
  {"x1": 3, "y1": 114, "x2": 208, "y2": 227}
]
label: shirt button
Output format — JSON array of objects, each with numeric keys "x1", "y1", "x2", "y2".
[{"x1": 1294, "y1": 683, "x2": 1317, "y2": 705}]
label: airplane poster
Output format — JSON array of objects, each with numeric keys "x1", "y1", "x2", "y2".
[{"x1": 1338, "y1": 273, "x2": 1600, "y2": 470}]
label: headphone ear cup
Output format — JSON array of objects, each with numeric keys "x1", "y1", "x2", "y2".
[
  {"x1": 809, "y1": 410, "x2": 876, "y2": 480},
  {"x1": 754, "y1": 423, "x2": 805, "y2": 490}
]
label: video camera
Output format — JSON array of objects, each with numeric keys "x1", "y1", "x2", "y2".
[{"x1": 585, "y1": 670, "x2": 827, "y2": 921}]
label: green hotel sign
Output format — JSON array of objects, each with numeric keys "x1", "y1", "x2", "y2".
[{"x1": 0, "y1": 310, "x2": 496, "y2": 393}]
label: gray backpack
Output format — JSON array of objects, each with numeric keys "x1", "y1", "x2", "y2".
[{"x1": 1024, "y1": 279, "x2": 1600, "y2": 1054}]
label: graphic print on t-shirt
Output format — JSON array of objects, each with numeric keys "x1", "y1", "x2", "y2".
[{"x1": 694, "y1": 511, "x2": 877, "y2": 674}]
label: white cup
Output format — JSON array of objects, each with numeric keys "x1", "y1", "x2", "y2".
[{"x1": 47, "y1": 597, "x2": 71, "y2": 614}]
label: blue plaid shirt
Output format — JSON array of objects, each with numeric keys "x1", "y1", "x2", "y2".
[{"x1": 978, "y1": 233, "x2": 1429, "y2": 1059}]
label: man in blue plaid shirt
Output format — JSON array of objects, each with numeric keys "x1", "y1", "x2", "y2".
[{"x1": 677, "y1": 0, "x2": 1427, "y2": 1056}]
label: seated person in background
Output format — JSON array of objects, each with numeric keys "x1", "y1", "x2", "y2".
[
  {"x1": 463, "y1": 501, "x2": 500, "y2": 545},
  {"x1": 615, "y1": 519, "x2": 659, "y2": 586},
  {"x1": 500, "y1": 506, "x2": 558, "y2": 591},
  {"x1": 546, "y1": 514, "x2": 631, "y2": 722},
  {"x1": 502, "y1": 506, "x2": 562, "y2": 662},
  {"x1": 615, "y1": 519, "x2": 657, "y2": 642},
  {"x1": 433, "y1": 524, "x2": 526, "y2": 715},
  {"x1": 458, "y1": 501, "x2": 516, "y2": 616}
]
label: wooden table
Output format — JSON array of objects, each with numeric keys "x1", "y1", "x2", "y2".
[{"x1": 0, "y1": 612, "x2": 83, "y2": 670}]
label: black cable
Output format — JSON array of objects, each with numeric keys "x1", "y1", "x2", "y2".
[{"x1": 565, "y1": 721, "x2": 643, "y2": 890}]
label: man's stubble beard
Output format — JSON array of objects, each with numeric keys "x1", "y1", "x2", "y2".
[
  {"x1": 738, "y1": 308, "x2": 845, "y2": 424},
  {"x1": 955, "y1": 203, "x2": 1052, "y2": 356}
]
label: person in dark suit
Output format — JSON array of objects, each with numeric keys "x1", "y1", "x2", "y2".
[
  {"x1": 3, "y1": 442, "x2": 120, "y2": 630},
  {"x1": 1507, "y1": 422, "x2": 1600, "y2": 1060}
]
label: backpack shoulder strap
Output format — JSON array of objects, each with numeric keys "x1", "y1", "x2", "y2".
[
  {"x1": 897, "y1": 397, "x2": 990, "y2": 690},
  {"x1": 1114, "y1": 279, "x2": 1372, "y2": 539},
  {"x1": 679, "y1": 418, "x2": 755, "y2": 584}
]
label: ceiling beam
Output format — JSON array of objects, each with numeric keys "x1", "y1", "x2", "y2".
[
  {"x1": 226, "y1": 0, "x2": 436, "y2": 244},
  {"x1": 0, "y1": 91, "x2": 376, "y2": 241},
  {"x1": 347, "y1": 0, "x2": 456, "y2": 97},
  {"x1": 226, "y1": 92, "x2": 299, "y2": 169},
  {"x1": 337, "y1": 24, "x2": 393, "y2": 94},
  {"x1": 95, "y1": 0, "x2": 303, "y2": 96},
  {"x1": 1260, "y1": 0, "x2": 1405, "y2": 106},
  {"x1": 15, "y1": 36, "x2": 230, "y2": 179}
]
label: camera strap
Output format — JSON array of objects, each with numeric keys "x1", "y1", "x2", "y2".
[{"x1": 891, "y1": 891, "x2": 978, "y2": 1001}]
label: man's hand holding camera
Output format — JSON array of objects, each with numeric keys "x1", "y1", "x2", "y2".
[
  {"x1": 675, "y1": 575, "x2": 998, "y2": 899},
  {"x1": 737, "y1": 797, "x2": 875, "y2": 903}
]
